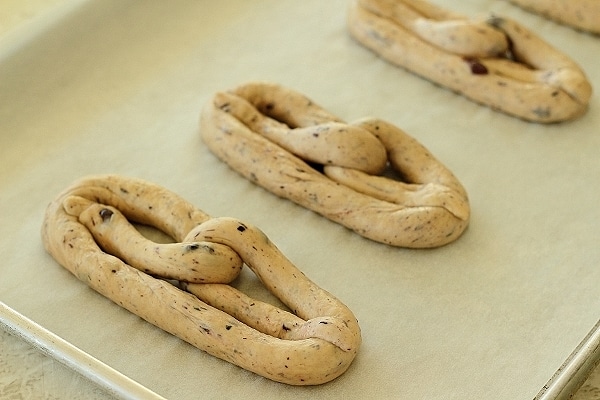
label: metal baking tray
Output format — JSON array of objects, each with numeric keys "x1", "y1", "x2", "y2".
[{"x1": 2, "y1": 1, "x2": 599, "y2": 398}]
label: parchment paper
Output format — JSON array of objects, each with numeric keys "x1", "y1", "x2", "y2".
[{"x1": 1, "y1": 1, "x2": 599, "y2": 399}]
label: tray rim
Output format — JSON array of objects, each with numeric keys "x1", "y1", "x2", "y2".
[
  {"x1": 0, "y1": 300, "x2": 166, "y2": 400},
  {"x1": 2, "y1": 299, "x2": 599, "y2": 400}
]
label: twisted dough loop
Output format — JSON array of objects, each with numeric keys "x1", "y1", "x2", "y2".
[
  {"x1": 348, "y1": 0, "x2": 592, "y2": 123},
  {"x1": 201, "y1": 82, "x2": 470, "y2": 248},
  {"x1": 41, "y1": 175, "x2": 361, "y2": 385}
]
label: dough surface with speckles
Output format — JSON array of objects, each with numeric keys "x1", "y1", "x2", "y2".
[
  {"x1": 347, "y1": 0, "x2": 592, "y2": 123},
  {"x1": 201, "y1": 81, "x2": 470, "y2": 248},
  {"x1": 41, "y1": 174, "x2": 361, "y2": 385}
]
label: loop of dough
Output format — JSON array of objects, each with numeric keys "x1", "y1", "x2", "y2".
[
  {"x1": 348, "y1": 0, "x2": 592, "y2": 123},
  {"x1": 201, "y1": 82, "x2": 470, "y2": 248},
  {"x1": 41, "y1": 174, "x2": 361, "y2": 385}
]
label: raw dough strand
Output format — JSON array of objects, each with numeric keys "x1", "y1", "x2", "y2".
[
  {"x1": 41, "y1": 174, "x2": 361, "y2": 385},
  {"x1": 347, "y1": 0, "x2": 592, "y2": 122}
]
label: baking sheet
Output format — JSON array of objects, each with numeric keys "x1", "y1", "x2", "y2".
[
  {"x1": 1, "y1": 0, "x2": 600, "y2": 399},
  {"x1": 0, "y1": 300, "x2": 164, "y2": 400}
]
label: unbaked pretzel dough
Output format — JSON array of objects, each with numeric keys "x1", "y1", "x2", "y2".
[
  {"x1": 347, "y1": 0, "x2": 592, "y2": 122},
  {"x1": 200, "y1": 81, "x2": 470, "y2": 248},
  {"x1": 41, "y1": 175, "x2": 361, "y2": 385}
]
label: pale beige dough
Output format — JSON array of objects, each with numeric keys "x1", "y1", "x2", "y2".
[
  {"x1": 41, "y1": 174, "x2": 361, "y2": 385},
  {"x1": 348, "y1": 0, "x2": 592, "y2": 123},
  {"x1": 508, "y1": 0, "x2": 600, "y2": 34},
  {"x1": 200, "y1": 81, "x2": 470, "y2": 248}
]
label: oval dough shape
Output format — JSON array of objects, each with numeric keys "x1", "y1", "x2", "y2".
[
  {"x1": 41, "y1": 174, "x2": 361, "y2": 385},
  {"x1": 200, "y1": 82, "x2": 470, "y2": 248}
]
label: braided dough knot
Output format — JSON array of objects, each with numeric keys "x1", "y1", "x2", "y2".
[
  {"x1": 42, "y1": 175, "x2": 361, "y2": 385},
  {"x1": 348, "y1": 0, "x2": 592, "y2": 122},
  {"x1": 201, "y1": 82, "x2": 470, "y2": 248}
]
